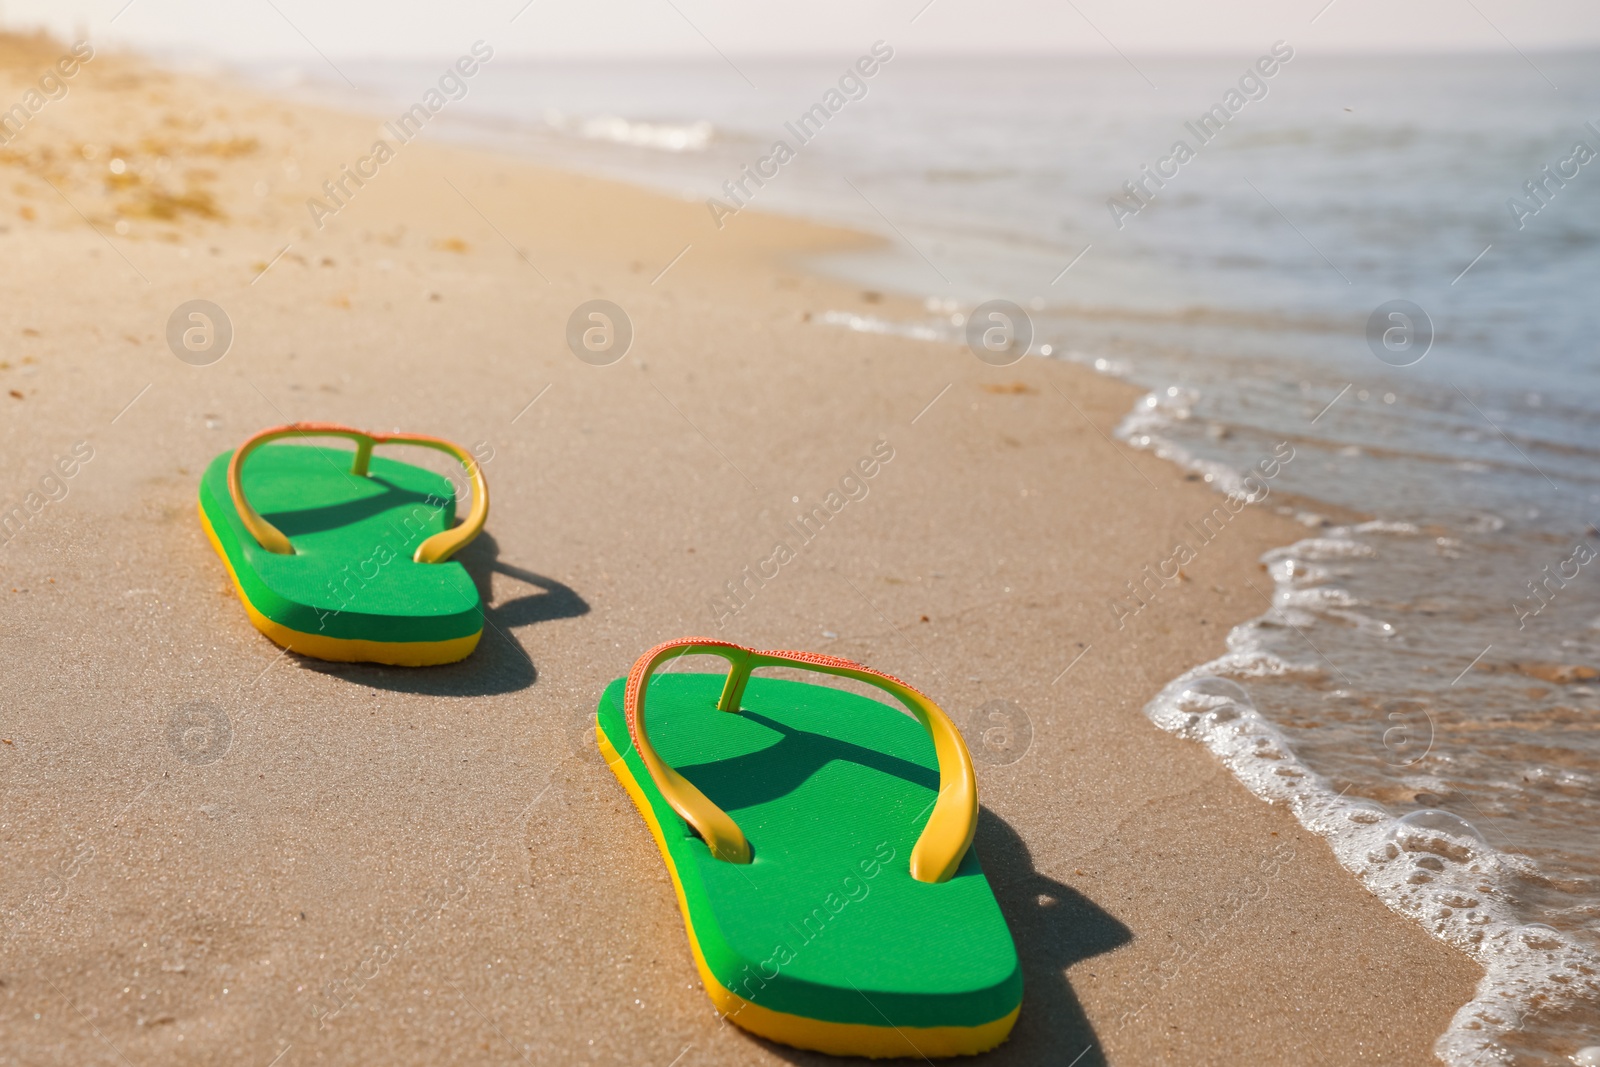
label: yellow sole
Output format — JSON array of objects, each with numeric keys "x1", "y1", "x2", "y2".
[
  {"x1": 198, "y1": 501, "x2": 481, "y2": 667},
  {"x1": 597, "y1": 726, "x2": 1019, "y2": 1058}
]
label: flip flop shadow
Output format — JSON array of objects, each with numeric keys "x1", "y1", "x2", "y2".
[
  {"x1": 263, "y1": 475, "x2": 435, "y2": 539},
  {"x1": 674, "y1": 708, "x2": 940, "y2": 810},
  {"x1": 740, "y1": 806, "x2": 1131, "y2": 1067},
  {"x1": 295, "y1": 531, "x2": 586, "y2": 697}
]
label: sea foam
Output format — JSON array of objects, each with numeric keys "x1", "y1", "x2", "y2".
[{"x1": 1124, "y1": 383, "x2": 1600, "y2": 1066}]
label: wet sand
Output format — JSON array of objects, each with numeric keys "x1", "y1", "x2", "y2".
[{"x1": 0, "y1": 34, "x2": 1480, "y2": 1065}]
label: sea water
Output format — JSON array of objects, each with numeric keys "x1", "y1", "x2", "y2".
[{"x1": 261, "y1": 50, "x2": 1600, "y2": 1063}]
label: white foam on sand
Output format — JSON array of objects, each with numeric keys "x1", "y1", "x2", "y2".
[
  {"x1": 816, "y1": 309, "x2": 955, "y2": 344},
  {"x1": 533, "y1": 108, "x2": 715, "y2": 152},
  {"x1": 1121, "y1": 383, "x2": 1600, "y2": 1066}
]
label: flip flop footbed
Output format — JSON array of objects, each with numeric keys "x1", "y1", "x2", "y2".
[
  {"x1": 598, "y1": 672, "x2": 1021, "y2": 1057},
  {"x1": 199, "y1": 443, "x2": 482, "y2": 664}
]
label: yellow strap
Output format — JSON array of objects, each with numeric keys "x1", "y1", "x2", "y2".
[
  {"x1": 225, "y1": 421, "x2": 489, "y2": 563},
  {"x1": 622, "y1": 638, "x2": 978, "y2": 884}
]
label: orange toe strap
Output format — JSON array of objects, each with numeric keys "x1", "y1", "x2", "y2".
[
  {"x1": 623, "y1": 638, "x2": 979, "y2": 884},
  {"x1": 226, "y1": 421, "x2": 489, "y2": 563}
]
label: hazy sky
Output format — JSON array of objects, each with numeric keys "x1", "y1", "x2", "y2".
[{"x1": 5, "y1": 0, "x2": 1598, "y2": 60}]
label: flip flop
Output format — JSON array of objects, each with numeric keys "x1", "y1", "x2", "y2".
[
  {"x1": 596, "y1": 638, "x2": 1021, "y2": 1058},
  {"x1": 197, "y1": 422, "x2": 489, "y2": 666}
]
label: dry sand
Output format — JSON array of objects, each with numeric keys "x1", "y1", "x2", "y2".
[{"x1": 0, "y1": 34, "x2": 1481, "y2": 1066}]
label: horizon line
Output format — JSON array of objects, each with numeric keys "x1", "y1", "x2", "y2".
[{"x1": 165, "y1": 44, "x2": 1600, "y2": 64}]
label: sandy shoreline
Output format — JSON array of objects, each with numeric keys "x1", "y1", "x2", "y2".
[{"x1": 0, "y1": 35, "x2": 1480, "y2": 1065}]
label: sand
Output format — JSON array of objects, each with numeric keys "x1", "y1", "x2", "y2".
[{"x1": 0, "y1": 34, "x2": 1481, "y2": 1066}]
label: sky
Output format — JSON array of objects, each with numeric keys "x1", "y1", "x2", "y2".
[{"x1": 2, "y1": 0, "x2": 1598, "y2": 61}]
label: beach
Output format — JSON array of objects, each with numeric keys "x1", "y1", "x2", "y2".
[{"x1": 0, "y1": 35, "x2": 1486, "y2": 1065}]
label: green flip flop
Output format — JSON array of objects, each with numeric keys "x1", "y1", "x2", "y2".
[
  {"x1": 596, "y1": 639, "x2": 1022, "y2": 1058},
  {"x1": 197, "y1": 422, "x2": 489, "y2": 665}
]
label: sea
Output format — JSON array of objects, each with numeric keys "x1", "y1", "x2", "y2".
[{"x1": 244, "y1": 46, "x2": 1600, "y2": 1064}]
